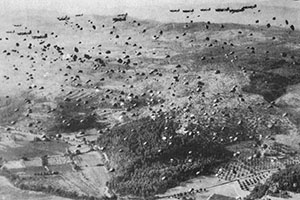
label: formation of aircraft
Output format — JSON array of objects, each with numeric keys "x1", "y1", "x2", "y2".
[
  {"x1": 182, "y1": 9, "x2": 194, "y2": 13},
  {"x1": 200, "y1": 8, "x2": 211, "y2": 11},
  {"x1": 32, "y1": 33, "x2": 48, "y2": 39},
  {"x1": 113, "y1": 13, "x2": 128, "y2": 23},
  {"x1": 17, "y1": 30, "x2": 32, "y2": 35},
  {"x1": 169, "y1": 4, "x2": 257, "y2": 14},
  {"x1": 215, "y1": 7, "x2": 230, "y2": 12},
  {"x1": 57, "y1": 16, "x2": 70, "y2": 21}
]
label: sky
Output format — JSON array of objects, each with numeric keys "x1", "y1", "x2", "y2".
[
  {"x1": 1, "y1": 0, "x2": 298, "y2": 14},
  {"x1": 0, "y1": 0, "x2": 286, "y2": 14},
  {"x1": 1, "y1": 0, "x2": 299, "y2": 26}
]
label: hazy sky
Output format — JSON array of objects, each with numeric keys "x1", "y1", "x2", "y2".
[
  {"x1": 0, "y1": 0, "x2": 281, "y2": 14},
  {"x1": 0, "y1": 0, "x2": 297, "y2": 14},
  {"x1": 1, "y1": 0, "x2": 299, "y2": 26}
]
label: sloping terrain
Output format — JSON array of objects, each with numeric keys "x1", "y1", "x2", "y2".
[{"x1": 0, "y1": 3, "x2": 300, "y2": 200}]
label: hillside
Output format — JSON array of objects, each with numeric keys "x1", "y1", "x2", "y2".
[{"x1": 0, "y1": 4, "x2": 300, "y2": 200}]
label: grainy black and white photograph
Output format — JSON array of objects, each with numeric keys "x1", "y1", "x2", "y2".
[{"x1": 0, "y1": 0, "x2": 300, "y2": 200}]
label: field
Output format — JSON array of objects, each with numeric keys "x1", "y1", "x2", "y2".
[{"x1": 0, "y1": 176, "x2": 71, "y2": 200}]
